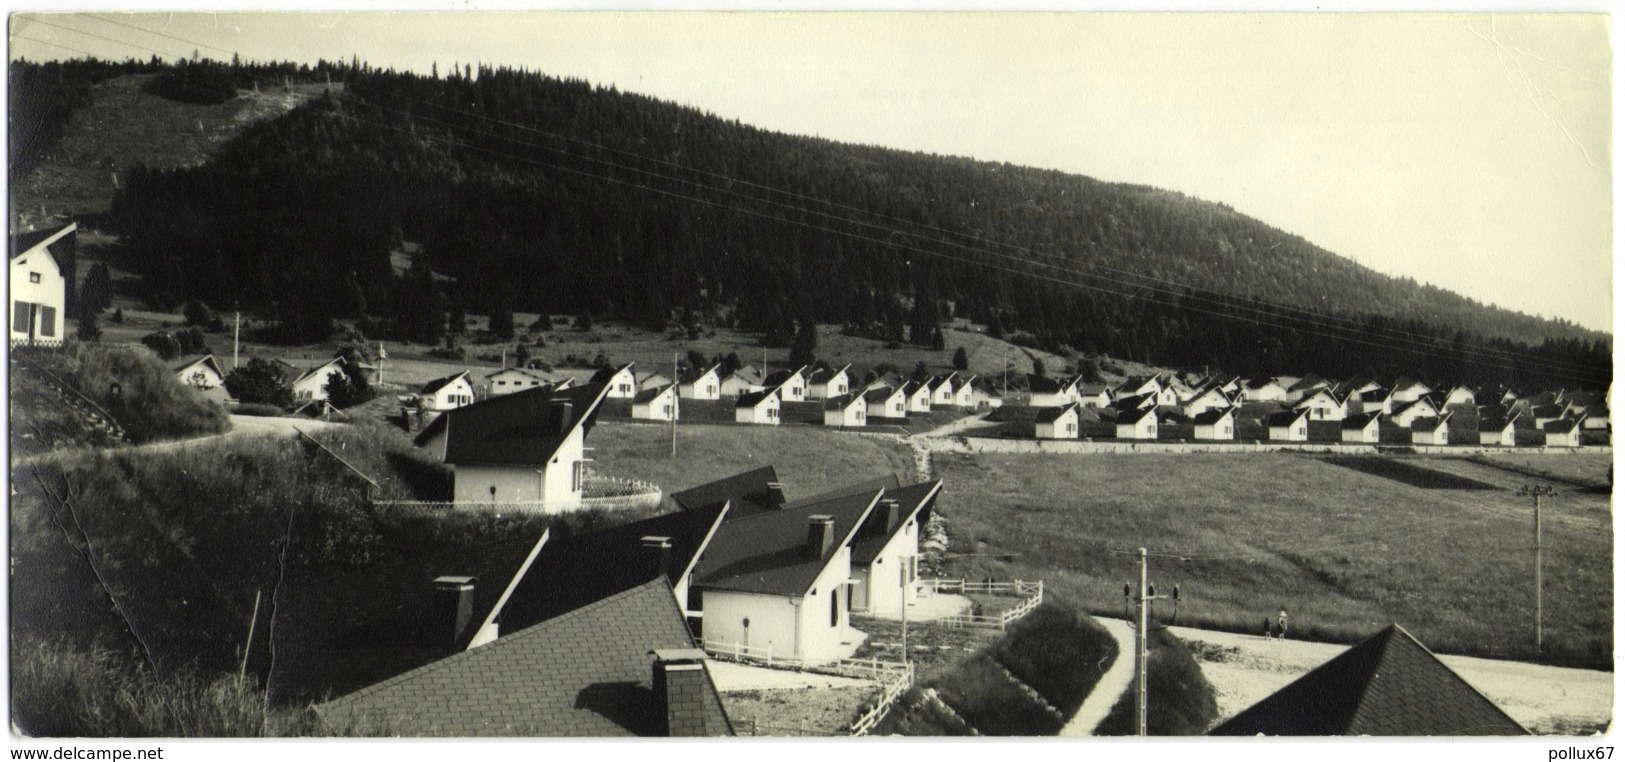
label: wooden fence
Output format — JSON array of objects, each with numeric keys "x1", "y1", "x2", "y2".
[
  {"x1": 702, "y1": 638, "x2": 915, "y2": 736},
  {"x1": 919, "y1": 578, "x2": 1044, "y2": 631}
]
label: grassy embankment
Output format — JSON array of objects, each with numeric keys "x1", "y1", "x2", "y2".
[
  {"x1": 1094, "y1": 628, "x2": 1219, "y2": 735},
  {"x1": 931, "y1": 451, "x2": 1612, "y2": 668},
  {"x1": 876, "y1": 602, "x2": 1123, "y2": 736}
]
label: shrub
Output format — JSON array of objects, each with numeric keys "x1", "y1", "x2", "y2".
[
  {"x1": 1095, "y1": 629, "x2": 1218, "y2": 736},
  {"x1": 223, "y1": 357, "x2": 294, "y2": 408},
  {"x1": 989, "y1": 602, "x2": 1119, "y2": 715},
  {"x1": 324, "y1": 363, "x2": 374, "y2": 409},
  {"x1": 111, "y1": 308, "x2": 125, "y2": 324},
  {"x1": 141, "y1": 61, "x2": 238, "y2": 105},
  {"x1": 231, "y1": 403, "x2": 282, "y2": 417},
  {"x1": 76, "y1": 312, "x2": 101, "y2": 342},
  {"x1": 33, "y1": 342, "x2": 230, "y2": 443},
  {"x1": 183, "y1": 299, "x2": 214, "y2": 327},
  {"x1": 140, "y1": 331, "x2": 181, "y2": 360}
]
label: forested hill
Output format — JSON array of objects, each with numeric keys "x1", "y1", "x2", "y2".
[{"x1": 87, "y1": 60, "x2": 1607, "y2": 390}]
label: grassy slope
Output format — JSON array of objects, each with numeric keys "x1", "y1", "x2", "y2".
[
  {"x1": 932, "y1": 451, "x2": 1612, "y2": 668},
  {"x1": 1095, "y1": 629, "x2": 1218, "y2": 736}
]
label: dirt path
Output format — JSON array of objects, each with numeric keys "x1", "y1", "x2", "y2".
[
  {"x1": 1057, "y1": 617, "x2": 1135, "y2": 736},
  {"x1": 1170, "y1": 624, "x2": 1613, "y2": 735},
  {"x1": 917, "y1": 413, "x2": 991, "y2": 439}
]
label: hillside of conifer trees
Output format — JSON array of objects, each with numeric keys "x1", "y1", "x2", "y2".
[{"x1": 12, "y1": 58, "x2": 1605, "y2": 390}]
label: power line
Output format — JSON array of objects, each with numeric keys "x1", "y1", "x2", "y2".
[
  {"x1": 13, "y1": 34, "x2": 102, "y2": 59},
  {"x1": 76, "y1": 13, "x2": 238, "y2": 58},
  {"x1": 23, "y1": 16, "x2": 190, "y2": 60}
]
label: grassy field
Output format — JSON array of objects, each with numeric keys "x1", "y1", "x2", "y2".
[
  {"x1": 930, "y1": 451, "x2": 1612, "y2": 668},
  {"x1": 586, "y1": 422, "x2": 917, "y2": 496}
]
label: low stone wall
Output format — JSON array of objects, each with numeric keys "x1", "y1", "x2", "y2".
[{"x1": 956, "y1": 437, "x2": 1612, "y2": 457}]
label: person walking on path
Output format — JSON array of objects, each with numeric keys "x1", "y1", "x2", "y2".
[{"x1": 1274, "y1": 609, "x2": 1290, "y2": 640}]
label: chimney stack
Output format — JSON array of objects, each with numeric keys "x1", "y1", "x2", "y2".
[
  {"x1": 432, "y1": 575, "x2": 476, "y2": 650},
  {"x1": 880, "y1": 498, "x2": 903, "y2": 531},
  {"x1": 650, "y1": 648, "x2": 716, "y2": 736},
  {"x1": 642, "y1": 535, "x2": 673, "y2": 579},
  {"x1": 765, "y1": 481, "x2": 786, "y2": 510},
  {"x1": 551, "y1": 400, "x2": 574, "y2": 434},
  {"x1": 806, "y1": 515, "x2": 836, "y2": 560}
]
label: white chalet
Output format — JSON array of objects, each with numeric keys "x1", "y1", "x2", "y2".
[
  {"x1": 632, "y1": 384, "x2": 680, "y2": 422},
  {"x1": 864, "y1": 386, "x2": 908, "y2": 419},
  {"x1": 1034, "y1": 403, "x2": 1081, "y2": 440},
  {"x1": 1410, "y1": 414, "x2": 1452, "y2": 446},
  {"x1": 174, "y1": 355, "x2": 230, "y2": 404},
  {"x1": 735, "y1": 389, "x2": 782, "y2": 425},
  {"x1": 1544, "y1": 418, "x2": 1583, "y2": 448},
  {"x1": 1478, "y1": 412, "x2": 1520, "y2": 447},
  {"x1": 1193, "y1": 407, "x2": 1236, "y2": 441},
  {"x1": 1390, "y1": 378, "x2": 1433, "y2": 404},
  {"x1": 1389, "y1": 398, "x2": 1440, "y2": 428},
  {"x1": 1116, "y1": 406, "x2": 1158, "y2": 440},
  {"x1": 1340, "y1": 412, "x2": 1382, "y2": 444},
  {"x1": 487, "y1": 367, "x2": 556, "y2": 397},
  {"x1": 292, "y1": 357, "x2": 351, "y2": 402},
  {"x1": 1295, "y1": 388, "x2": 1349, "y2": 421},
  {"x1": 419, "y1": 371, "x2": 476, "y2": 411},
  {"x1": 823, "y1": 393, "x2": 867, "y2": 428},
  {"x1": 764, "y1": 367, "x2": 809, "y2": 403},
  {"x1": 950, "y1": 375, "x2": 977, "y2": 408},
  {"x1": 1241, "y1": 378, "x2": 1289, "y2": 403},
  {"x1": 10, "y1": 223, "x2": 74, "y2": 346},
  {"x1": 678, "y1": 364, "x2": 723, "y2": 401},
  {"x1": 593, "y1": 363, "x2": 638, "y2": 399},
  {"x1": 805, "y1": 365, "x2": 852, "y2": 402},
  {"x1": 719, "y1": 366, "x2": 767, "y2": 397},
  {"x1": 903, "y1": 381, "x2": 932, "y2": 413},
  {"x1": 927, "y1": 374, "x2": 958, "y2": 407},
  {"x1": 1267, "y1": 409, "x2": 1311, "y2": 442}
]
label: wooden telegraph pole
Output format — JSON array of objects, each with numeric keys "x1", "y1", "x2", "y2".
[
  {"x1": 1519, "y1": 484, "x2": 1554, "y2": 650},
  {"x1": 1123, "y1": 547, "x2": 1180, "y2": 737}
]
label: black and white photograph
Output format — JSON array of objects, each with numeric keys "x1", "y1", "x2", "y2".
[{"x1": 3, "y1": 6, "x2": 1614, "y2": 752}]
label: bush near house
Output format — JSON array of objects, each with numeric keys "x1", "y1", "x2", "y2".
[
  {"x1": 224, "y1": 357, "x2": 295, "y2": 408},
  {"x1": 18, "y1": 342, "x2": 229, "y2": 444}
]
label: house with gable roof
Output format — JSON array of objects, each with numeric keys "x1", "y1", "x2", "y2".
[
  {"x1": 1116, "y1": 405, "x2": 1158, "y2": 440},
  {"x1": 487, "y1": 367, "x2": 557, "y2": 397},
  {"x1": 173, "y1": 354, "x2": 229, "y2": 403},
  {"x1": 1411, "y1": 413, "x2": 1453, "y2": 446},
  {"x1": 1390, "y1": 378, "x2": 1433, "y2": 404},
  {"x1": 805, "y1": 364, "x2": 851, "y2": 401},
  {"x1": 719, "y1": 365, "x2": 766, "y2": 397},
  {"x1": 1341, "y1": 411, "x2": 1383, "y2": 443},
  {"x1": 419, "y1": 371, "x2": 476, "y2": 411},
  {"x1": 763, "y1": 366, "x2": 809, "y2": 402},
  {"x1": 1544, "y1": 417, "x2": 1583, "y2": 448},
  {"x1": 291, "y1": 357, "x2": 351, "y2": 402},
  {"x1": 1210, "y1": 624, "x2": 1526, "y2": 736},
  {"x1": 1295, "y1": 387, "x2": 1349, "y2": 421},
  {"x1": 848, "y1": 480, "x2": 942, "y2": 616},
  {"x1": 950, "y1": 375, "x2": 978, "y2": 408},
  {"x1": 1389, "y1": 397, "x2": 1440, "y2": 428},
  {"x1": 823, "y1": 393, "x2": 867, "y2": 428},
  {"x1": 864, "y1": 385, "x2": 909, "y2": 419},
  {"x1": 632, "y1": 384, "x2": 680, "y2": 422},
  {"x1": 10, "y1": 222, "x2": 74, "y2": 346},
  {"x1": 1029, "y1": 375, "x2": 1081, "y2": 407},
  {"x1": 903, "y1": 380, "x2": 933, "y2": 413},
  {"x1": 1116, "y1": 374, "x2": 1161, "y2": 400},
  {"x1": 1268, "y1": 409, "x2": 1311, "y2": 442},
  {"x1": 1478, "y1": 411, "x2": 1520, "y2": 447},
  {"x1": 735, "y1": 388, "x2": 781, "y2": 425},
  {"x1": 1442, "y1": 386, "x2": 1476, "y2": 408},
  {"x1": 678, "y1": 364, "x2": 723, "y2": 401},
  {"x1": 969, "y1": 379, "x2": 1004, "y2": 410},
  {"x1": 1353, "y1": 387, "x2": 1395, "y2": 416},
  {"x1": 1241, "y1": 378, "x2": 1289, "y2": 403},
  {"x1": 926, "y1": 374, "x2": 958, "y2": 407},
  {"x1": 1035, "y1": 402, "x2": 1081, "y2": 439},
  {"x1": 1181, "y1": 385, "x2": 1234, "y2": 418},
  {"x1": 1076, "y1": 383, "x2": 1113, "y2": 409},
  {"x1": 591, "y1": 363, "x2": 638, "y2": 399},
  {"x1": 1193, "y1": 407, "x2": 1236, "y2": 441},
  {"x1": 414, "y1": 384, "x2": 610, "y2": 510}
]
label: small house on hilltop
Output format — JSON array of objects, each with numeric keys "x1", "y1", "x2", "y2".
[
  {"x1": 1295, "y1": 388, "x2": 1349, "y2": 422},
  {"x1": 173, "y1": 355, "x2": 229, "y2": 403},
  {"x1": 487, "y1": 367, "x2": 556, "y2": 397},
  {"x1": 10, "y1": 222, "x2": 74, "y2": 347},
  {"x1": 823, "y1": 393, "x2": 867, "y2": 428},
  {"x1": 1389, "y1": 397, "x2": 1440, "y2": 428},
  {"x1": 1478, "y1": 412, "x2": 1520, "y2": 447},
  {"x1": 592, "y1": 363, "x2": 638, "y2": 399},
  {"x1": 419, "y1": 371, "x2": 475, "y2": 412},
  {"x1": 1210, "y1": 624, "x2": 1526, "y2": 736},
  {"x1": 864, "y1": 385, "x2": 908, "y2": 419},
  {"x1": 719, "y1": 365, "x2": 766, "y2": 397},
  {"x1": 1241, "y1": 378, "x2": 1288, "y2": 403},
  {"x1": 292, "y1": 357, "x2": 351, "y2": 402},
  {"x1": 903, "y1": 380, "x2": 933, "y2": 413},
  {"x1": 764, "y1": 366, "x2": 809, "y2": 402},
  {"x1": 678, "y1": 364, "x2": 723, "y2": 401},
  {"x1": 1268, "y1": 409, "x2": 1311, "y2": 442},
  {"x1": 735, "y1": 389, "x2": 781, "y2": 425},
  {"x1": 632, "y1": 384, "x2": 680, "y2": 423},
  {"x1": 1034, "y1": 402, "x2": 1081, "y2": 440}
]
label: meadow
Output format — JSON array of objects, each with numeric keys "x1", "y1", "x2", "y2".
[{"x1": 930, "y1": 451, "x2": 1612, "y2": 668}]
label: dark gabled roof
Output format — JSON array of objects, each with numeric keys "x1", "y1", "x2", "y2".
[
  {"x1": 315, "y1": 579, "x2": 732, "y2": 737},
  {"x1": 926, "y1": 373, "x2": 957, "y2": 392},
  {"x1": 1210, "y1": 625, "x2": 1527, "y2": 736},
  {"x1": 1543, "y1": 417, "x2": 1584, "y2": 434},
  {"x1": 1392, "y1": 377, "x2": 1430, "y2": 392},
  {"x1": 486, "y1": 366, "x2": 553, "y2": 384},
  {"x1": 1287, "y1": 374, "x2": 1327, "y2": 392},
  {"x1": 173, "y1": 354, "x2": 222, "y2": 376},
  {"x1": 1245, "y1": 377, "x2": 1284, "y2": 390},
  {"x1": 493, "y1": 503, "x2": 729, "y2": 635},
  {"x1": 863, "y1": 385, "x2": 902, "y2": 404},
  {"x1": 10, "y1": 222, "x2": 75, "y2": 273},
  {"x1": 735, "y1": 388, "x2": 778, "y2": 408},
  {"x1": 1478, "y1": 412, "x2": 1520, "y2": 432},
  {"x1": 1113, "y1": 393, "x2": 1154, "y2": 411},
  {"x1": 1342, "y1": 411, "x2": 1383, "y2": 429},
  {"x1": 292, "y1": 357, "x2": 348, "y2": 386},
  {"x1": 691, "y1": 490, "x2": 879, "y2": 596},
  {"x1": 785, "y1": 474, "x2": 901, "y2": 510},
  {"x1": 671, "y1": 466, "x2": 782, "y2": 520},
  {"x1": 1267, "y1": 409, "x2": 1310, "y2": 427},
  {"x1": 806, "y1": 364, "x2": 848, "y2": 385},
  {"x1": 589, "y1": 363, "x2": 635, "y2": 385},
  {"x1": 762, "y1": 366, "x2": 807, "y2": 390},
  {"x1": 1192, "y1": 407, "x2": 1235, "y2": 426},
  {"x1": 1028, "y1": 375, "x2": 1071, "y2": 394},
  {"x1": 1410, "y1": 413, "x2": 1453, "y2": 432},
  {"x1": 1359, "y1": 387, "x2": 1392, "y2": 402},
  {"x1": 849, "y1": 481, "x2": 941, "y2": 566},
  {"x1": 632, "y1": 384, "x2": 676, "y2": 405},
  {"x1": 1531, "y1": 403, "x2": 1568, "y2": 418},
  {"x1": 1116, "y1": 406, "x2": 1156, "y2": 425},
  {"x1": 1034, "y1": 403, "x2": 1080, "y2": 423},
  {"x1": 419, "y1": 371, "x2": 469, "y2": 395},
  {"x1": 413, "y1": 383, "x2": 609, "y2": 466},
  {"x1": 1393, "y1": 398, "x2": 1438, "y2": 417},
  {"x1": 679, "y1": 364, "x2": 721, "y2": 385},
  {"x1": 1077, "y1": 383, "x2": 1112, "y2": 396},
  {"x1": 823, "y1": 393, "x2": 862, "y2": 411},
  {"x1": 902, "y1": 379, "x2": 929, "y2": 396},
  {"x1": 726, "y1": 365, "x2": 765, "y2": 385}
]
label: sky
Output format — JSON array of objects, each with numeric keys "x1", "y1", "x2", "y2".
[{"x1": 8, "y1": 10, "x2": 1614, "y2": 332}]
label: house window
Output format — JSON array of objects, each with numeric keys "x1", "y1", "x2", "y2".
[
  {"x1": 571, "y1": 461, "x2": 585, "y2": 492},
  {"x1": 28, "y1": 273, "x2": 40, "y2": 284},
  {"x1": 13, "y1": 302, "x2": 30, "y2": 332},
  {"x1": 1297, "y1": 427, "x2": 1306, "y2": 436}
]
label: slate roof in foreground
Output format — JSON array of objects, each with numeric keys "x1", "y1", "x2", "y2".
[
  {"x1": 1210, "y1": 624, "x2": 1527, "y2": 736},
  {"x1": 315, "y1": 579, "x2": 732, "y2": 737}
]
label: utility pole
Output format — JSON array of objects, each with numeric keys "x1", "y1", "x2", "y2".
[
  {"x1": 233, "y1": 312, "x2": 241, "y2": 369},
  {"x1": 899, "y1": 557, "x2": 910, "y2": 665},
  {"x1": 671, "y1": 352, "x2": 679, "y2": 459},
  {"x1": 1123, "y1": 547, "x2": 1180, "y2": 737},
  {"x1": 1519, "y1": 484, "x2": 1553, "y2": 650},
  {"x1": 377, "y1": 341, "x2": 386, "y2": 386}
]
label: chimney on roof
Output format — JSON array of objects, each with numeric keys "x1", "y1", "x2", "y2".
[
  {"x1": 765, "y1": 481, "x2": 786, "y2": 510},
  {"x1": 806, "y1": 515, "x2": 836, "y2": 560},
  {"x1": 432, "y1": 575, "x2": 476, "y2": 651},
  {"x1": 651, "y1": 648, "x2": 715, "y2": 737},
  {"x1": 642, "y1": 535, "x2": 673, "y2": 579},
  {"x1": 880, "y1": 498, "x2": 903, "y2": 532},
  {"x1": 550, "y1": 399, "x2": 574, "y2": 434}
]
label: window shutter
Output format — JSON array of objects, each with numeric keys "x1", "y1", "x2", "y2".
[
  {"x1": 40, "y1": 306, "x2": 56, "y2": 337},
  {"x1": 13, "y1": 302, "x2": 30, "y2": 332}
]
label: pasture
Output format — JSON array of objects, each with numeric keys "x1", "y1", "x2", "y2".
[{"x1": 930, "y1": 450, "x2": 1612, "y2": 668}]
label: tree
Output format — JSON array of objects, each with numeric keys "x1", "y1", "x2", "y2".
[
  {"x1": 1032, "y1": 357, "x2": 1047, "y2": 378},
  {"x1": 224, "y1": 358, "x2": 293, "y2": 407},
  {"x1": 912, "y1": 361, "x2": 929, "y2": 381},
  {"x1": 80, "y1": 263, "x2": 112, "y2": 316},
  {"x1": 789, "y1": 320, "x2": 818, "y2": 368},
  {"x1": 576, "y1": 312, "x2": 593, "y2": 331},
  {"x1": 490, "y1": 304, "x2": 515, "y2": 341},
  {"x1": 685, "y1": 350, "x2": 709, "y2": 372},
  {"x1": 952, "y1": 346, "x2": 969, "y2": 371},
  {"x1": 324, "y1": 362, "x2": 374, "y2": 409},
  {"x1": 140, "y1": 331, "x2": 181, "y2": 360},
  {"x1": 182, "y1": 298, "x2": 214, "y2": 327},
  {"x1": 76, "y1": 311, "x2": 101, "y2": 342},
  {"x1": 448, "y1": 302, "x2": 466, "y2": 335},
  {"x1": 111, "y1": 308, "x2": 124, "y2": 324}
]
